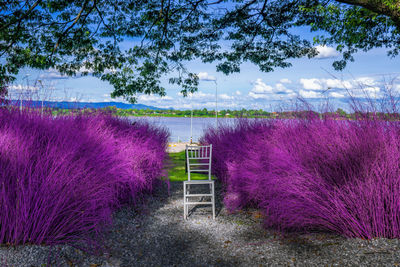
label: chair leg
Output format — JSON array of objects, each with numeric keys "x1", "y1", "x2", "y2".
[
  {"x1": 184, "y1": 182, "x2": 216, "y2": 220},
  {"x1": 183, "y1": 182, "x2": 187, "y2": 220},
  {"x1": 212, "y1": 182, "x2": 215, "y2": 220}
]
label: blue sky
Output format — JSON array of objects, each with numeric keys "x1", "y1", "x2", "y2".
[{"x1": 9, "y1": 43, "x2": 400, "y2": 111}]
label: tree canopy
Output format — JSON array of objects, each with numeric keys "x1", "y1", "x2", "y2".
[{"x1": 1, "y1": 0, "x2": 399, "y2": 102}]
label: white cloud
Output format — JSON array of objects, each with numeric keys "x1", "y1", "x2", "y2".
[
  {"x1": 324, "y1": 79, "x2": 353, "y2": 89},
  {"x1": 348, "y1": 86, "x2": 381, "y2": 98},
  {"x1": 275, "y1": 83, "x2": 286, "y2": 91},
  {"x1": 9, "y1": 84, "x2": 38, "y2": 91},
  {"x1": 197, "y1": 72, "x2": 216, "y2": 81},
  {"x1": 329, "y1": 92, "x2": 346, "y2": 98},
  {"x1": 219, "y1": 94, "x2": 234, "y2": 100},
  {"x1": 162, "y1": 95, "x2": 174, "y2": 100},
  {"x1": 315, "y1": 45, "x2": 339, "y2": 59},
  {"x1": 251, "y1": 78, "x2": 273, "y2": 93},
  {"x1": 279, "y1": 78, "x2": 292, "y2": 84},
  {"x1": 300, "y1": 78, "x2": 323, "y2": 90},
  {"x1": 39, "y1": 69, "x2": 68, "y2": 80},
  {"x1": 355, "y1": 77, "x2": 378, "y2": 87},
  {"x1": 248, "y1": 79, "x2": 296, "y2": 100},
  {"x1": 138, "y1": 94, "x2": 173, "y2": 101},
  {"x1": 248, "y1": 91, "x2": 269, "y2": 99},
  {"x1": 364, "y1": 86, "x2": 380, "y2": 94},
  {"x1": 275, "y1": 83, "x2": 294, "y2": 94},
  {"x1": 297, "y1": 76, "x2": 385, "y2": 99},
  {"x1": 299, "y1": 90, "x2": 322, "y2": 98},
  {"x1": 171, "y1": 91, "x2": 240, "y2": 109},
  {"x1": 62, "y1": 75, "x2": 391, "y2": 111},
  {"x1": 186, "y1": 91, "x2": 214, "y2": 100},
  {"x1": 39, "y1": 67, "x2": 97, "y2": 80},
  {"x1": 300, "y1": 78, "x2": 354, "y2": 91}
]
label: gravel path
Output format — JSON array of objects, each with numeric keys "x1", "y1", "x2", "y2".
[{"x1": 2, "y1": 181, "x2": 400, "y2": 266}]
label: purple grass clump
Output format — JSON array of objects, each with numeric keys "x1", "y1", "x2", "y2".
[
  {"x1": 201, "y1": 118, "x2": 400, "y2": 238},
  {"x1": 0, "y1": 108, "x2": 169, "y2": 245}
]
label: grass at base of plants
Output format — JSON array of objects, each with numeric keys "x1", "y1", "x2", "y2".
[{"x1": 167, "y1": 151, "x2": 216, "y2": 182}]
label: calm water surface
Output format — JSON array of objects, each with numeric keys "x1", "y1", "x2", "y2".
[{"x1": 129, "y1": 116, "x2": 236, "y2": 142}]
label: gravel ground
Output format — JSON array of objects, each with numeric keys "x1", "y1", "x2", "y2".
[{"x1": 2, "y1": 181, "x2": 400, "y2": 266}]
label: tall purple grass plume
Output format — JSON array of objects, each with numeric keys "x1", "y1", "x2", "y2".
[
  {"x1": 201, "y1": 117, "x2": 400, "y2": 239},
  {"x1": 0, "y1": 108, "x2": 169, "y2": 245}
]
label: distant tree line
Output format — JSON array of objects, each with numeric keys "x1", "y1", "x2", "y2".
[
  {"x1": 114, "y1": 107, "x2": 275, "y2": 118},
  {"x1": 48, "y1": 106, "x2": 400, "y2": 121},
  {"x1": 52, "y1": 106, "x2": 275, "y2": 118}
]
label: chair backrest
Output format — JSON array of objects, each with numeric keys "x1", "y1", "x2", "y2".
[{"x1": 186, "y1": 144, "x2": 212, "y2": 181}]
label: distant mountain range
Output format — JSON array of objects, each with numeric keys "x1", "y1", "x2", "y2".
[{"x1": 9, "y1": 100, "x2": 164, "y2": 110}]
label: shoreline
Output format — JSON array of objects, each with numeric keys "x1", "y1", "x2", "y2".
[{"x1": 167, "y1": 142, "x2": 200, "y2": 153}]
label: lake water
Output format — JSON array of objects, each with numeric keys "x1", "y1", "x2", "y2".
[{"x1": 129, "y1": 117, "x2": 236, "y2": 142}]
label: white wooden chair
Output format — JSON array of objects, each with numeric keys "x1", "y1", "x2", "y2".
[{"x1": 183, "y1": 144, "x2": 215, "y2": 219}]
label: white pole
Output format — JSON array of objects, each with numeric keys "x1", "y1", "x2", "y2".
[
  {"x1": 190, "y1": 108, "x2": 193, "y2": 144},
  {"x1": 21, "y1": 74, "x2": 29, "y2": 112},
  {"x1": 190, "y1": 94, "x2": 193, "y2": 143},
  {"x1": 214, "y1": 80, "x2": 218, "y2": 129},
  {"x1": 38, "y1": 80, "x2": 44, "y2": 116}
]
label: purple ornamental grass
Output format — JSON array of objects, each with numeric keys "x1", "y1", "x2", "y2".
[
  {"x1": 92, "y1": 115, "x2": 169, "y2": 204},
  {"x1": 201, "y1": 118, "x2": 400, "y2": 239},
  {"x1": 0, "y1": 108, "x2": 169, "y2": 245}
]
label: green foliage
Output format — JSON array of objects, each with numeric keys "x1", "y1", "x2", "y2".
[
  {"x1": 51, "y1": 107, "x2": 274, "y2": 118},
  {"x1": 114, "y1": 107, "x2": 273, "y2": 118},
  {"x1": 49, "y1": 106, "x2": 400, "y2": 120},
  {"x1": 299, "y1": 1, "x2": 400, "y2": 69},
  {"x1": 1, "y1": 0, "x2": 399, "y2": 101},
  {"x1": 336, "y1": 108, "x2": 347, "y2": 116}
]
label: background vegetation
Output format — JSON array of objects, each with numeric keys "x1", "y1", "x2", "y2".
[{"x1": 50, "y1": 106, "x2": 399, "y2": 120}]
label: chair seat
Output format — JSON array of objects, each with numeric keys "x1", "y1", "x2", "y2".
[
  {"x1": 184, "y1": 201, "x2": 213, "y2": 205},
  {"x1": 184, "y1": 180, "x2": 214, "y2": 185},
  {"x1": 184, "y1": 193, "x2": 214, "y2": 197}
]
